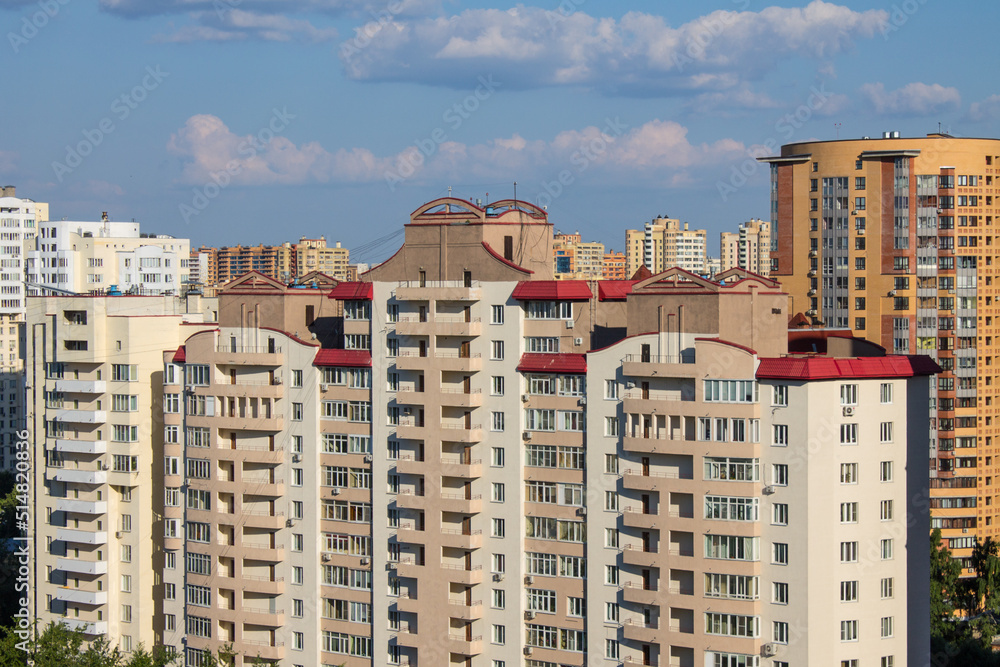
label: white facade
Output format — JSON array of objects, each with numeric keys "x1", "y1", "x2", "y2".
[{"x1": 26, "y1": 219, "x2": 190, "y2": 296}]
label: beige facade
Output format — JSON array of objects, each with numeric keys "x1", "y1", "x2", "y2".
[
  {"x1": 553, "y1": 232, "x2": 605, "y2": 279},
  {"x1": 295, "y1": 236, "x2": 350, "y2": 280},
  {"x1": 721, "y1": 218, "x2": 771, "y2": 276},
  {"x1": 28, "y1": 197, "x2": 933, "y2": 667},
  {"x1": 27, "y1": 295, "x2": 214, "y2": 647},
  {"x1": 760, "y1": 134, "x2": 1000, "y2": 570},
  {"x1": 625, "y1": 217, "x2": 708, "y2": 277}
]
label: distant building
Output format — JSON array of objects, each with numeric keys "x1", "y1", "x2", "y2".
[
  {"x1": 552, "y1": 231, "x2": 604, "y2": 279},
  {"x1": 26, "y1": 213, "x2": 190, "y2": 296},
  {"x1": 721, "y1": 218, "x2": 771, "y2": 276},
  {"x1": 625, "y1": 216, "x2": 707, "y2": 276},
  {"x1": 295, "y1": 237, "x2": 349, "y2": 280},
  {"x1": 602, "y1": 250, "x2": 627, "y2": 280},
  {"x1": 192, "y1": 238, "x2": 351, "y2": 293},
  {"x1": 704, "y1": 256, "x2": 722, "y2": 278}
]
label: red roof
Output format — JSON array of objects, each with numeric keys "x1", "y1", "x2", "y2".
[
  {"x1": 328, "y1": 282, "x2": 373, "y2": 300},
  {"x1": 511, "y1": 281, "x2": 592, "y2": 301},
  {"x1": 171, "y1": 346, "x2": 185, "y2": 363},
  {"x1": 481, "y1": 242, "x2": 533, "y2": 274},
  {"x1": 313, "y1": 350, "x2": 372, "y2": 367},
  {"x1": 756, "y1": 355, "x2": 941, "y2": 380},
  {"x1": 597, "y1": 280, "x2": 639, "y2": 301},
  {"x1": 517, "y1": 353, "x2": 587, "y2": 374}
]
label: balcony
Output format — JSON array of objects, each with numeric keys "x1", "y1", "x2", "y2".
[
  {"x1": 439, "y1": 529, "x2": 483, "y2": 550},
  {"x1": 56, "y1": 528, "x2": 108, "y2": 545},
  {"x1": 53, "y1": 587, "x2": 107, "y2": 606},
  {"x1": 240, "y1": 479, "x2": 285, "y2": 497},
  {"x1": 439, "y1": 388, "x2": 483, "y2": 408},
  {"x1": 49, "y1": 409, "x2": 107, "y2": 424},
  {"x1": 241, "y1": 606, "x2": 286, "y2": 626},
  {"x1": 442, "y1": 564, "x2": 483, "y2": 585},
  {"x1": 622, "y1": 582, "x2": 660, "y2": 606},
  {"x1": 395, "y1": 351, "x2": 482, "y2": 372},
  {"x1": 439, "y1": 423, "x2": 483, "y2": 444},
  {"x1": 622, "y1": 619, "x2": 661, "y2": 644},
  {"x1": 213, "y1": 344, "x2": 283, "y2": 366},
  {"x1": 394, "y1": 557, "x2": 424, "y2": 579},
  {"x1": 395, "y1": 280, "x2": 481, "y2": 302},
  {"x1": 445, "y1": 634, "x2": 483, "y2": 656},
  {"x1": 622, "y1": 545, "x2": 661, "y2": 568},
  {"x1": 622, "y1": 432, "x2": 691, "y2": 454},
  {"x1": 61, "y1": 619, "x2": 107, "y2": 635},
  {"x1": 440, "y1": 457, "x2": 483, "y2": 478},
  {"x1": 622, "y1": 470, "x2": 674, "y2": 492},
  {"x1": 210, "y1": 381, "x2": 284, "y2": 400},
  {"x1": 240, "y1": 510, "x2": 286, "y2": 530},
  {"x1": 622, "y1": 352, "x2": 696, "y2": 379},
  {"x1": 396, "y1": 315, "x2": 482, "y2": 337},
  {"x1": 239, "y1": 544, "x2": 286, "y2": 562},
  {"x1": 448, "y1": 599, "x2": 484, "y2": 621},
  {"x1": 621, "y1": 508, "x2": 658, "y2": 530},
  {"x1": 440, "y1": 494, "x2": 483, "y2": 514},
  {"x1": 51, "y1": 380, "x2": 106, "y2": 394},
  {"x1": 52, "y1": 439, "x2": 107, "y2": 455},
  {"x1": 209, "y1": 414, "x2": 285, "y2": 432},
  {"x1": 241, "y1": 574, "x2": 285, "y2": 595},
  {"x1": 52, "y1": 469, "x2": 107, "y2": 485},
  {"x1": 239, "y1": 639, "x2": 284, "y2": 661},
  {"x1": 56, "y1": 499, "x2": 107, "y2": 515},
  {"x1": 56, "y1": 557, "x2": 108, "y2": 575},
  {"x1": 394, "y1": 491, "x2": 426, "y2": 509}
]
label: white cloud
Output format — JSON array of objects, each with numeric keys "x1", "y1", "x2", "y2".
[
  {"x1": 859, "y1": 82, "x2": 961, "y2": 115},
  {"x1": 99, "y1": 0, "x2": 436, "y2": 18},
  {"x1": 340, "y1": 1, "x2": 888, "y2": 96},
  {"x1": 685, "y1": 85, "x2": 783, "y2": 116},
  {"x1": 167, "y1": 114, "x2": 747, "y2": 191},
  {"x1": 153, "y1": 9, "x2": 339, "y2": 42},
  {"x1": 969, "y1": 94, "x2": 1000, "y2": 122}
]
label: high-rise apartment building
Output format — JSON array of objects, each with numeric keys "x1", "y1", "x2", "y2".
[
  {"x1": 552, "y1": 232, "x2": 605, "y2": 280},
  {"x1": 26, "y1": 214, "x2": 190, "y2": 296},
  {"x1": 625, "y1": 217, "x2": 707, "y2": 277},
  {"x1": 720, "y1": 218, "x2": 771, "y2": 276},
  {"x1": 760, "y1": 133, "x2": 1000, "y2": 571},
  {"x1": 296, "y1": 236, "x2": 350, "y2": 280},
  {"x1": 30, "y1": 197, "x2": 933, "y2": 666},
  {"x1": 26, "y1": 294, "x2": 215, "y2": 644},
  {"x1": 191, "y1": 239, "x2": 351, "y2": 293},
  {"x1": 602, "y1": 251, "x2": 626, "y2": 280}
]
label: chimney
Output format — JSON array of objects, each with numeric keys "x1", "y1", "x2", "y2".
[{"x1": 2, "y1": 186, "x2": 14, "y2": 198}]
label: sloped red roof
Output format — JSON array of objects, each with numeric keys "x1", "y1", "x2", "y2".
[
  {"x1": 517, "y1": 353, "x2": 587, "y2": 374},
  {"x1": 481, "y1": 242, "x2": 533, "y2": 274},
  {"x1": 597, "y1": 280, "x2": 639, "y2": 301},
  {"x1": 313, "y1": 350, "x2": 372, "y2": 367},
  {"x1": 328, "y1": 282, "x2": 373, "y2": 300},
  {"x1": 171, "y1": 346, "x2": 186, "y2": 363},
  {"x1": 512, "y1": 281, "x2": 592, "y2": 301},
  {"x1": 756, "y1": 355, "x2": 941, "y2": 380}
]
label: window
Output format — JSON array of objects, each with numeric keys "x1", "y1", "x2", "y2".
[
  {"x1": 291, "y1": 402, "x2": 303, "y2": 421},
  {"x1": 491, "y1": 305, "x2": 504, "y2": 324},
  {"x1": 841, "y1": 541, "x2": 858, "y2": 563},
  {"x1": 840, "y1": 502, "x2": 858, "y2": 524},
  {"x1": 772, "y1": 424, "x2": 788, "y2": 447},
  {"x1": 491, "y1": 447, "x2": 505, "y2": 467},
  {"x1": 880, "y1": 500, "x2": 894, "y2": 521},
  {"x1": 492, "y1": 553, "x2": 505, "y2": 573},
  {"x1": 772, "y1": 503, "x2": 788, "y2": 526},
  {"x1": 605, "y1": 528, "x2": 618, "y2": 548},
  {"x1": 881, "y1": 538, "x2": 894, "y2": 559},
  {"x1": 841, "y1": 580, "x2": 858, "y2": 602},
  {"x1": 605, "y1": 640, "x2": 620, "y2": 660},
  {"x1": 605, "y1": 454, "x2": 619, "y2": 474},
  {"x1": 491, "y1": 411, "x2": 505, "y2": 432},
  {"x1": 880, "y1": 383, "x2": 893, "y2": 403},
  {"x1": 772, "y1": 542, "x2": 788, "y2": 565},
  {"x1": 840, "y1": 384, "x2": 858, "y2": 405},
  {"x1": 881, "y1": 577, "x2": 894, "y2": 599},
  {"x1": 882, "y1": 658, "x2": 895, "y2": 667},
  {"x1": 840, "y1": 423, "x2": 858, "y2": 445},
  {"x1": 604, "y1": 491, "x2": 618, "y2": 511},
  {"x1": 771, "y1": 464, "x2": 788, "y2": 486},
  {"x1": 880, "y1": 461, "x2": 894, "y2": 482},
  {"x1": 772, "y1": 582, "x2": 788, "y2": 605},
  {"x1": 772, "y1": 385, "x2": 788, "y2": 406},
  {"x1": 705, "y1": 613, "x2": 759, "y2": 638},
  {"x1": 492, "y1": 624, "x2": 505, "y2": 645},
  {"x1": 567, "y1": 597, "x2": 586, "y2": 618},
  {"x1": 112, "y1": 364, "x2": 139, "y2": 382},
  {"x1": 841, "y1": 620, "x2": 858, "y2": 641},
  {"x1": 704, "y1": 379, "x2": 757, "y2": 403},
  {"x1": 491, "y1": 376, "x2": 504, "y2": 396},
  {"x1": 705, "y1": 496, "x2": 759, "y2": 521},
  {"x1": 492, "y1": 518, "x2": 505, "y2": 538},
  {"x1": 492, "y1": 589, "x2": 505, "y2": 609},
  {"x1": 840, "y1": 463, "x2": 858, "y2": 484},
  {"x1": 605, "y1": 379, "x2": 618, "y2": 399},
  {"x1": 492, "y1": 483, "x2": 505, "y2": 503},
  {"x1": 880, "y1": 421, "x2": 894, "y2": 443},
  {"x1": 604, "y1": 416, "x2": 619, "y2": 436},
  {"x1": 774, "y1": 621, "x2": 789, "y2": 644},
  {"x1": 491, "y1": 340, "x2": 504, "y2": 360}
]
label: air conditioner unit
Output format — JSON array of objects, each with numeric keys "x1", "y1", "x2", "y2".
[
  {"x1": 565, "y1": 320, "x2": 574, "y2": 329},
  {"x1": 577, "y1": 507, "x2": 587, "y2": 516},
  {"x1": 888, "y1": 289, "x2": 897, "y2": 297},
  {"x1": 523, "y1": 647, "x2": 534, "y2": 657},
  {"x1": 577, "y1": 397, "x2": 586, "y2": 406},
  {"x1": 524, "y1": 575, "x2": 534, "y2": 585},
  {"x1": 842, "y1": 406, "x2": 855, "y2": 417},
  {"x1": 291, "y1": 454, "x2": 301, "y2": 463},
  {"x1": 100, "y1": 463, "x2": 109, "y2": 471},
  {"x1": 806, "y1": 309, "x2": 817, "y2": 316},
  {"x1": 402, "y1": 407, "x2": 412, "y2": 415},
  {"x1": 272, "y1": 377, "x2": 282, "y2": 385},
  {"x1": 525, "y1": 611, "x2": 536, "y2": 620},
  {"x1": 523, "y1": 431, "x2": 532, "y2": 440},
  {"x1": 493, "y1": 573, "x2": 504, "y2": 582},
  {"x1": 521, "y1": 393, "x2": 530, "y2": 402},
  {"x1": 762, "y1": 486, "x2": 775, "y2": 496},
  {"x1": 364, "y1": 454, "x2": 373, "y2": 463},
  {"x1": 285, "y1": 518, "x2": 294, "y2": 528},
  {"x1": 115, "y1": 531, "x2": 124, "y2": 539},
  {"x1": 574, "y1": 337, "x2": 583, "y2": 346},
  {"x1": 320, "y1": 383, "x2": 328, "y2": 391},
  {"x1": 761, "y1": 643, "x2": 778, "y2": 657},
  {"x1": 626, "y1": 381, "x2": 636, "y2": 389},
  {"x1": 361, "y1": 557, "x2": 371, "y2": 565},
  {"x1": 963, "y1": 528, "x2": 969, "y2": 533},
  {"x1": 332, "y1": 488, "x2": 342, "y2": 495},
  {"x1": 857, "y1": 228, "x2": 865, "y2": 235},
  {"x1": 322, "y1": 552, "x2": 332, "y2": 562}
]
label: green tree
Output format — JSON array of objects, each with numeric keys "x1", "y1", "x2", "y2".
[{"x1": 932, "y1": 528, "x2": 964, "y2": 641}]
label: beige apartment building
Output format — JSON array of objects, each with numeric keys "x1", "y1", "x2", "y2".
[
  {"x1": 26, "y1": 294, "x2": 215, "y2": 646},
  {"x1": 295, "y1": 236, "x2": 350, "y2": 280},
  {"x1": 759, "y1": 133, "x2": 1000, "y2": 571},
  {"x1": 721, "y1": 219, "x2": 771, "y2": 276},
  {"x1": 30, "y1": 197, "x2": 933, "y2": 667},
  {"x1": 553, "y1": 232, "x2": 605, "y2": 279},
  {"x1": 625, "y1": 217, "x2": 707, "y2": 278}
]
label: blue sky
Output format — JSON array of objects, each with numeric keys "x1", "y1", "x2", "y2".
[{"x1": 3, "y1": 0, "x2": 998, "y2": 262}]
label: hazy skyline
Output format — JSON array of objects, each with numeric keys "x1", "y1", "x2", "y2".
[{"x1": 3, "y1": 0, "x2": 997, "y2": 260}]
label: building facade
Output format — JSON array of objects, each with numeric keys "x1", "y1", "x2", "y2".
[
  {"x1": 30, "y1": 197, "x2": 933, "y2": 666},
  {"x1": 553, "y1": 232, "x2": 605, "y2": 280},
  {"x1": 760, "y1": 133, "x2": 1000, "y2": 570},
  {"x1": 625, "y1": 217, "x2": 707, "y2": 278},
  {"x1": 721, "y1": 219, "x2": 771, "y2": 276}
]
